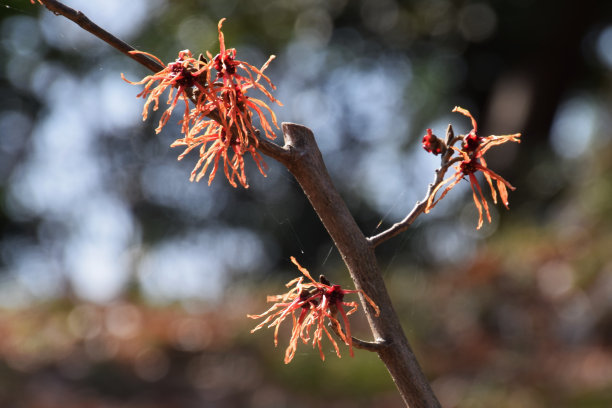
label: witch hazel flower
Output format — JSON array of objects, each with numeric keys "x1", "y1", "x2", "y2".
[
  {"x1": 170, "y1": 119, "x2": 268, "y2": 188},
  {"x1": 208, "y1": 18, "x2": 282, "y2": 143},
  {"x1": 424, "y1": 106, "x2": 521, "y2": 229},
  {"x1": 122, "y1": 50, "x2": 211, "y2": 135},
  {"x1": 123, "y1": 19, "x2": 281, "y2": 188},
  {"x1": 248, "y1": 257, "x2": 380, "y2": 364}
]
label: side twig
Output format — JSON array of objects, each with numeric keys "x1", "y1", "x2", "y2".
[
  {"x1": 38, "y1": 0, "x2": 164, "y2": 73},
  {"x1": 328, "y1": 321, "x2": 390, "y2": 352},
  {"x1": 368, "y1": 125, "x2": 461, "y2": 247}
]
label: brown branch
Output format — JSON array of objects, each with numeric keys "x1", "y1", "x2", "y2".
[
  {"x1": 256, "y1": 136, "x2": 294, "y2": 163},
  {"x1": 368, "y1": 125, "x2": 461, "y2": 247},
  {"x1": 38, "y1": 0, "x2": 164, "y2": 72},
  {"x1": 281, "y1": 123, "x2": 441, "y2": 407}
]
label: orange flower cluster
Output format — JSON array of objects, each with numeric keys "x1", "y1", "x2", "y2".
[
  {"x1": 424, "y1": 106, "x2": 521, "y2": 229},
  {"x1": 123, "y1": 19, "x2": 281, "y2": 188},
  {"x1": 248, "y1": 257, "x2": 380, "y2": 364}
]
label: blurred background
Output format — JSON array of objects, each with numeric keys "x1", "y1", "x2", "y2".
[{"x1": 1, "y1": 0, "x2": 612, "y2": 406}]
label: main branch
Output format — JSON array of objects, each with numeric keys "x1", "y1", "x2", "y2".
[{"x1": 280, "y1": 123, "x2": 440, "y2": 408}]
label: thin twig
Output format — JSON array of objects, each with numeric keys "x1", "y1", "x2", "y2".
[
  {"x1": 38, "y1": 0, "x2": 164, "y2": 73},
  {"x1": 368, "y1": 125, "x2": 461, "y2": 247},
  {"x1": 328, "y1": 321, "x2": 390, "y2": 352}
]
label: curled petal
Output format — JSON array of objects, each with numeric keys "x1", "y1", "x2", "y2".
[
  {"x1": 452, "y1": 106, "x2": 478, "y2": 132},
  {"x1": 468, "y1": 173, "x2": 490, "y2": 229},
  {"x1": 425, "y1": 173, "x2": 463, "y2": 213},
  {"x1": 217, "y1": 18, "x2": 227, "y2": 55},
  {"x1": 290, "y1": 256, "x2": 318, "y2": 285}
]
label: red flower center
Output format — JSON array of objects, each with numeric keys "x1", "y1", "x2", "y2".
[
  {"x1": 168, "y1": 62, "x2": 196, "y2": 88},
  {"x1": 326, "y1": 285, "x2": 345, "y2": 304},
  {"x1": 463, "y1": 132, "x2": 480, "y2": 153},
  {"x1": 214, "y1": 50, "x2": 238, "y2": 76},
  {"x1": 460, "y1": 159, "x2": 478, "y2": 175}
]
